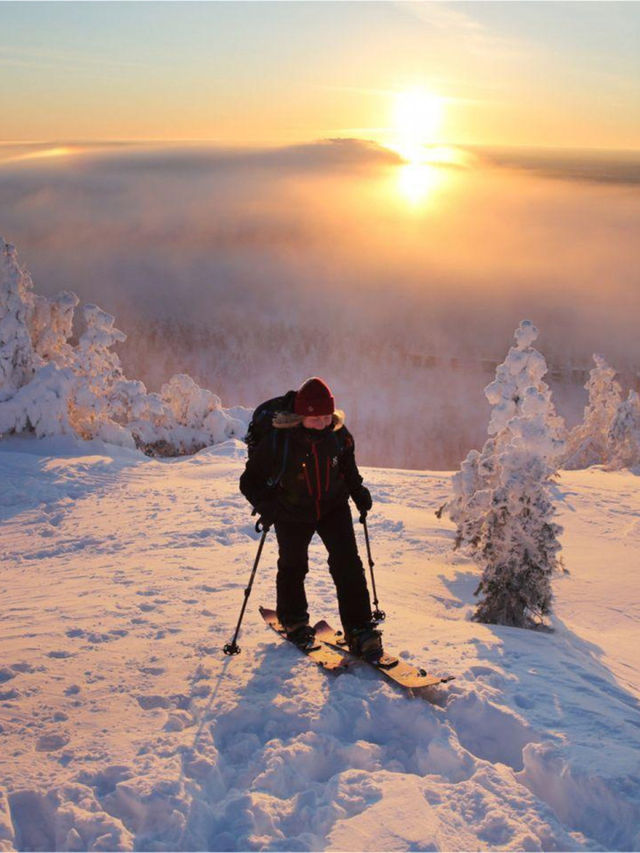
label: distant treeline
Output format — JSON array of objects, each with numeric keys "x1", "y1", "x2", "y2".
[{"x1": 116, "y1": 315, "x2": 618, "y2": 470}]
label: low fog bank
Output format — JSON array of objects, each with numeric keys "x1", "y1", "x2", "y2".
[
  {"x1": 1, "y1": 140, "x2": 638, "y2": 468},
  {"x1": 472, "y1": 145, "x2": 640, "y2": 186}
]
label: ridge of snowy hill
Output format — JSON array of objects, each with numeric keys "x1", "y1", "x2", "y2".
[{"x1": 1, "y1": 436, "x2": 639, "y2": 852}]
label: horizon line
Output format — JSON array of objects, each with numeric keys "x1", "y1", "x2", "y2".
[{"x1": 1, "y1": 138, "x2": 639, "y2": 156}]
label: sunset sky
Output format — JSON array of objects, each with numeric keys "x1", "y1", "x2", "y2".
[{"x1": 2, "y1": 1, "x2": 639, "y2": 150}]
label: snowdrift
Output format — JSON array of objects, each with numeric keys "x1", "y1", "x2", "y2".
[{"x1": 1, "y1": 436, "x2": 639, "y2": 851}]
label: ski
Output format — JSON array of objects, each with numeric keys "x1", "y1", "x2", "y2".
[
  {"x1": 313, "y1": 619, "x2": 454, "y2": 690},
  {"x1": 259, "y1": 607, "x2": 349, "y2": 673}
]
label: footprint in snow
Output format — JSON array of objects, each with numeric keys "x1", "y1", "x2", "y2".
[
  {"x1": 164, "y1": 710, "x2": 195, "y2": 731},
  {"x1": 136, "y1": 695, "x2": 172, "y2": 710},
  {"x1": 0, "y1": 668, "x2": 16, "y2": 683},
  {"x1": 514, "y1": 693, "x2": 535, "y2": 709},
  {"x1": 36, "y1": 732, "x2": 70, "y2": 752},
  {"x1": 139, "y1": 665, "x2": 166, "y2": 676},
  {"x1": 0, "y1": 688, "x2": 20, "y2": 701},
  {"x1": 67, "y1": 629, "x2": 129, "y2": 643}
]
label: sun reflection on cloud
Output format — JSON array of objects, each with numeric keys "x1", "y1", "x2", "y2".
[
  {"x1": 393, "y1": 147, "x2": 471, "y2": 207},
  {"x1": 1, "y1": 145, "x2": 81, "y2": 165},
  {"x1": 396, "y1": 161, "x2": 446, "y2": 206}
]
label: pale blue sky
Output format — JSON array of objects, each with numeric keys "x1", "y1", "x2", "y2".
[{"x1": 1, "y1": 1, "x2": 638, "y2": 147}]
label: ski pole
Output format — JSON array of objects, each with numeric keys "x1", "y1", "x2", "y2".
[
  {"x1": 223, "y1": 525, "x2": 269, "y2": 655},
  {"x1": 360, "y1": 514, "x2": 386, "y2": 622}
]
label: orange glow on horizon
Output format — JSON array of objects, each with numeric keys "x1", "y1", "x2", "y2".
[{"x1": 2, "y1": 146, "x2": 80, "y2": 164}]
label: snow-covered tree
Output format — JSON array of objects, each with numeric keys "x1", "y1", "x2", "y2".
[
  {"x1": 608, "y1": 390, "x2": 640, "y2": 470},
  {"x1": 162, "y1": 373, "x2": 242, "y2": 444},
  {"x1": 30, "y1": 290, "x2": 79, "y2": 367},
  {"x1": 442, "y1": 444, "x2": 495, "y2": 550},
  {"x1": 484, "y1": 321, "x2": 565, "y2": 448},
  {"x1": 442, "y1": 320, "x2": 565, "y2": 553},
  {"x1": 563, "y1": 354, "x2": 622, "y2": 469},
  {"x1": 473, "y1": 385, "x2": 564, "y2": 628},
  {"x1": 0, "y1": 240, "x2": 250, "y2": 453},
  {"x1": 439, "y1": 321, "x2": 564, "y2": 628},
  {"x1": 0, "y1": 240, "x2": 35, "y2": 400},
  {"x1": 107, "y1": 374, "x2": 246, "y2": 456},
  {"x1": 75, "y1": 304, "x2": 126, "y2": 390},
  {"x1": 67, "y1": 305, "x2": 127, "y2": 442},
  {"x1": 0, "y1": 363, "x2": 76, "y2": 438}
]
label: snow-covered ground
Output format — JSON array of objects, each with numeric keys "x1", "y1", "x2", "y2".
[{"x1": 1, "y1": 436, "x2": 638, "y2": 852}]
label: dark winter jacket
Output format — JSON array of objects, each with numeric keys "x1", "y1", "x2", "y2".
[{"x1": 239, "y1": 412, "x2": 365, "y2": 523}]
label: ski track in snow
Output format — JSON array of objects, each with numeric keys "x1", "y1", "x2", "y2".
[{"x1": 0, "y1": 436, "x2": 639, "y2": 851}]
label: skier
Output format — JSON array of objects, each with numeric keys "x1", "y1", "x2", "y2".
[{"x1": 239, "y1": 377, "x2": 383, "y2": 660}]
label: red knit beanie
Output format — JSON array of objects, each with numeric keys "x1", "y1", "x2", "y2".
[{"x1": 294, "y1": 377, "x2": 335, "y2": 416}]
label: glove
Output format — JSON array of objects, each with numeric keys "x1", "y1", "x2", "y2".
[
  {"x1": 254, "y1": 500, "x2": 277, "y2": 532},
  {"x1": 352, "y1": 486, "x2": 372, "y2": 518}
]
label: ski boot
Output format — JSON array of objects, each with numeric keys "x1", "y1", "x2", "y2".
[
  {"x1": 347, "y1": 623, "x2": 384, "y2": 662},
  {"x1": 285, "y1": 622, "x2": 317, "y2": 650}
]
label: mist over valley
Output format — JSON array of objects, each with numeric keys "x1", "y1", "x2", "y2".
[{"x1": 2, "y1": 140, "x2": 638, "y2": 468}]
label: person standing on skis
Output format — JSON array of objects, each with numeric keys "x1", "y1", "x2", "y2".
[{"x1": 239, "y1": 377, "x2": 383, "y2": 660}]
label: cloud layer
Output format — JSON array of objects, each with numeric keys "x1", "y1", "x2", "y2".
[{"x1": 1, "y1": 139, "x2": 638, "y2": 468}]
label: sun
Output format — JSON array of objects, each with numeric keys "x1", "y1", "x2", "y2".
[{"x1": 391, "y1": 89, "x2": 444, "y2": 164}]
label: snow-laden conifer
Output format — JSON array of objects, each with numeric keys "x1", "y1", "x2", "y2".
[
  {"x1": 67, "y1": 305, "x2": 128, "y2": 442},
  {"x1": 444, "y1": 444, "x2": 495, "y2": 550},
  {"x1": 563, "y1": 354, "x2": 622, "y2": 469},
  {"x1": 75, "y1": 304, "x2": 126, "y2": 391},
  {"x1": 608, "y1": 390, "x2": 640, "y2": 470},
  {"x1": 0, "y1": 240, "x2": 35, "y2": 400},
  {"x1": 484, "y1": 321, "x2": 565, "y2": 446},
  {"x1": 474, "y1": 383, "x2": 564, "y2": 627},
  {"x1": 0, "y1": 363, "x2": 76, "y2": 438},
  {"x1": 161, "y1": 373, "x2": 242, "y2": 445},
  {"x1": 443, "y1": 320, "x2": 565, "y2": 553},
  {"x1": 30, "y1": 290, "x2": 79, "y2": 367},
  {"x1": 0, "y1": 241, "x2": 250, "y2": 452},
  {"x1": 109, "y1": 378, "x2": 173, "y2": 450}
]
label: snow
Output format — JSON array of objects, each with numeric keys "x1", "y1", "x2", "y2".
[{"x1": 1, "y1": 437, "x2": 639, "y2": 851}]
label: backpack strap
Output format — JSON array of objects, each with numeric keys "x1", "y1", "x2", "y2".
[{"x1": 267, "y1": 430, "x2": 290, "y2": 488}]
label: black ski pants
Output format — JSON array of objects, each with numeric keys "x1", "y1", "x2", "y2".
[{"x1": 274, "y1": 500, "x2": 372, "y2": 633}]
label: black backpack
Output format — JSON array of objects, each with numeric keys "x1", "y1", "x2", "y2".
[
  {"x1": 244, "y1": 391, "x2": 297, "y2": 483},
  {"x1": 245, "y1": 390, "x2": 296, "y2": 456}
]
